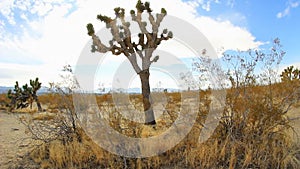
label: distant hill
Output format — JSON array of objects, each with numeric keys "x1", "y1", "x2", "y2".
[
  {"x1": 0, "y1": 86, "x2": 13, "y2": 94},
  {"x1": 0, "y1": 86, "x2": 50, "y2": 94},
  {"x1": 0, "y1": 86, "x2": 179, "y2": 94},
  {"x1": 100, "y1": 87, "x2": 179, "y2": 94}
]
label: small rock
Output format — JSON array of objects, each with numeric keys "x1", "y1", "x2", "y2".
[
  {"x1": 17, "y1": 152, "x2": 25, "y2": 158},
  {"x1": 11, "y1": 128, "x2": 20, "y2": 131},
  {"x1": 19, "y1": 144, "x2": 28, "y2": 148}
]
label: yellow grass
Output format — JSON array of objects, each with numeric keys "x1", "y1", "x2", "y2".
[{"x1": 4, "y1": 85, "x2": 300, "y2": 168}]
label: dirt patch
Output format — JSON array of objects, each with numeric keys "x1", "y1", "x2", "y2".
[{"x1": 0, "y1": 111, "x2": 38, "y2": 169}]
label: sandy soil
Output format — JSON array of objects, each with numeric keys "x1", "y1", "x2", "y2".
[
  {"x1": 0, "y1": 111, "x2": 37, "y2": 169},
  {"x1": 0, "y1": 105, "x2": 299, "y2": 168}
]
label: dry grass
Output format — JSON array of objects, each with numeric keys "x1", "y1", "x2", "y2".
[
  {"x1": 0, "y1": 93, "x2": 9, "y2": 110},
  {"x1": 9, "y1": 107, "x2": 38, "y2": 114},
  {"x1": 6, "y1": 84, "x2": 300, "y2": 168},
  {"x1": 32, "y1": 112, "x2": 56, "y2": 121},
  {"x1": 30, "y1": 129, "x2": 105, "y2": 169}
]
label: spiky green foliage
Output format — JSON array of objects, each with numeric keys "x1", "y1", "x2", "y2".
[
  {"x1": 136, "y1": 0, "x2": 145, "y2": 12},
  {"x1": 86, "y1": 23, "x2": 95, "y2": 36},
  {"x1": 161, "y1": 8, "x2": 167, "y2": 15},
  {"x1": 96, "y1": 14, "x2": 112, "y2": 23},
  {"x1": 7, "y1": 78, "x2": 43, "y2": 111},
  {"x1": 281, "y1": 65, "x2": 300, "y2": 82},
  {"x1": 145, "y1": 2, "x2": 152, "y2": 12},
  {"x1": 114, "y1": 7, "x2": 125, "y2": 18},
  {"x1": 30, "y1": 78, "x2": 42, "y2": 94},
  {"x1": 130, "y1": 10, "x2": 135, "y2": 15},
  {"x1": 7, "y1": 81, "x2": 30, "y2": 110}
]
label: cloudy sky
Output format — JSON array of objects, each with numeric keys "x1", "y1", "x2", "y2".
[{"x1": 0, "y1": 0, "x2": 299, "y2": 89}]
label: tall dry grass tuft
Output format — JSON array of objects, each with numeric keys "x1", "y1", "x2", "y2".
[
  {"x1": 188, "y1": 87, "x2": 299, "y2": 168},
  {"x1": 30, "y1": 129, "x2": 106, "y2": 169},
  {"x1": 0, "y1": 93, "x2": 9, "y2": 110}
]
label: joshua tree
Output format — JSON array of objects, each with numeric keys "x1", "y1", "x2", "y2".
[
  {"x1": 7, "y1": 82, "x2": 28, "y2": 110},
  {"x1": 7, "y1": 78, "x2": 43, "y2": 112},
  {"x1": 86, "y1": 0, "x2": 173, "y2": 125},
  {"x1": 30, "y1": 78, "x2": 43, "y2": 112},
  {"x1": 280, "y1": 65, "x2": 300, "y2": 82}
]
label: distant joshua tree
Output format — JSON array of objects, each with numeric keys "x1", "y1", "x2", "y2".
[
  {"x1": 7, "y1": 78, "x2": 42, "y2": 112},
  {"x1": 30, "y1": 78, "x2": 43, "y2": 111},
  {"x1": 86, "y1": 0, "x2": 173, "y2": 125},
  {"x1": 280, "y1": 65, "x2": 300, "y2": 82}
]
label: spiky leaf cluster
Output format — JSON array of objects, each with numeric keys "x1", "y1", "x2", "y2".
[
  {"x1": 280, "y1": 66, "x2": 300, "y2": 82},
  {"x1": 7, "y1": 78, "x2": 42, "y2": 110},
  {"x1": 30, "y1": 77, "x2": 42, "y2": 94},
  {"x1": 87, "y1": 23, "x2": 95, "y2": 36}
]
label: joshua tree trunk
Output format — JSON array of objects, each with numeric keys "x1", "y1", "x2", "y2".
[
  {"x1": 33, "y1": 95, "x2": 42, "y2": 112},
  {"x1": 139, "y1": 69, "x2": 156, "y2": 125},
  {"x1": 29, "y1": 97, "x2": 33, "y2": 109}
]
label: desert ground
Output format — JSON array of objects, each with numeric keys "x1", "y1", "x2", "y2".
[
  {"x1": 0, "y1": 97, "x2": 299, "y2": 168},
  {"x1": 0, "y1": 111, "x2": 39, "y2": 168}
]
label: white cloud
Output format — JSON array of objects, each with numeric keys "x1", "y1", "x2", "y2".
[
  {"x1": 0, "y1": 63, "x2": 60, "y2": 86},
  {"x1": 14, "y1": 0, "x2": 30, "y2": 11},
  {"x1": 20, "y1": 13, "x2": 28, "y2": 21},
  {"x1": 0, "y1": 0, "x2": 14, "y2": 9},
  {"x1": 0, "y1": 0, "x2": 261, "y2": 86},
  {"x1": 277, "y1": 7, "x2": 290, "y2": 18},
  {"x1": 0, "y1": 20, "x2": 5, "y2": 39},
  {"x1": 227, "y1": 0, "x2": 235, "y2": 8},
  {"x1": 216, "y1": 12, "x2": 248, "y2": 28},
  {"x1": 187, "y1": 0, "x2": 221, "y2": 12},
  {"x1": 0, "y1": 5, "x2": 16, "y2": 25},
  {"x1": 281, "y1": 62, "x2": 300, "y2": 69},
  {"x1": 291, "y1": 1, "x2": 299, "y2": 8},
  {"x1": 277, "y1": 1, "x2": 299, "y2": 18},
  {"x1": 201, "y1": 1, "x2": 211, "y2": 11},
  {"x1": 30, "y1": 1, "x2": 53, "y2": 16},
  {"x1": 194, "y1": 17, "x2": 261, "y2": 52}
]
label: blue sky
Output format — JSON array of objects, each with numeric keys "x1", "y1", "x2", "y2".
[
  {"x1": 0, "y1": 0, "x2": 299, "y2": 89},
  {"x1": 194, "y1": 0, "x2": 300, "y2": 65}
]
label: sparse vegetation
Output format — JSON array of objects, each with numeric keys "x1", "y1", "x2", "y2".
[
  {"x1": 7, "y1": 78, "x2": 43, "y2": 112},
  {"x1": 0, "y1": 93, "x2": 9, "y2": 110},
  {"x1": 14, "y1": 87, "x2": 300, "y2": 168},
  {"x1": 2, "y1": 1, "x2": 299, "y2": 168}
]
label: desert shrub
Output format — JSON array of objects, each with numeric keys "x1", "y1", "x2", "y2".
[
  {"x1": 29, "y1": 129, "x2": 105, "y2": 169},
  {"x1": 187, "y1": 87, "x2": 299, "y2": 168},
  {"x1": 15, "y1": 66, "x2": 86, "y2": 167},
  {"x1": 188, "y1": 38, "x2": 300, "y2": 168},
  {"x1": 0, "y1": 93, "x2": 9, "y2": 110}
]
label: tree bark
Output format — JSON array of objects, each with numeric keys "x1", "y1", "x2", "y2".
[
  {"x1": 138, "y1": 69, "x2": 156, "y2": 125},
  {"x1": 33, "y1": 95, "x2": 42, "y2": 112}
]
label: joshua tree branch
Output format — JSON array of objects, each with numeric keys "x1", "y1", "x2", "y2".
[
  {"x1": 91, "y1": 34, "x2": 110, "y2": 53},
  {"x1": 87, "y1": 1, "x2": 172, "y2": 71},
  {"x1": 132, "y1": 11, "x2": 149, "y2": 34},
  {"x1": 128, "y1": 53, "x2": 142, "y2": 73}
]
